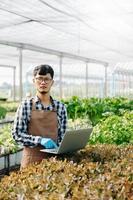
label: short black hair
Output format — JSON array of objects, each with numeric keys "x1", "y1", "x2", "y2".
[{"x1": 33, "y1": 64, "x2": 54, "y2": 78}]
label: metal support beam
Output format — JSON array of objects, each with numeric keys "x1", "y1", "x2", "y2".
[
  {"x1": 59, "y1": 56, "x2": 63, "y2": 99},
  {"x1": 19, "y1": 48, "x2": 23, "y2": 101},
  {"x1": 104, "y1": 64, "x2": 108, "y2": 97},
  {"x1": 0, "y1": 40, "x2": 108, "y2": 66},
  {"x1": 112, "y1": 73, "x2": 115, "y2": 97},
  {"x1": 85, "y1": 62, "x2": 88, "y2": 98},
  {"x1": 13, "y1": 67, "x2": 16, "y2": 101},
  {"x1": 0, "y1": 64, "x2": 15, "y2": 69}
]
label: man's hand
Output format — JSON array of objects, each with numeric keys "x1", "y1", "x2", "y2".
[{"x1": 40, "y1": 138, "x2": 57, "y2": 149}]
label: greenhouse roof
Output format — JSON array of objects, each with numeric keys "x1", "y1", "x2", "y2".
[{"x1": 0, "y1": 0, "x2": 133, "y2": 69}]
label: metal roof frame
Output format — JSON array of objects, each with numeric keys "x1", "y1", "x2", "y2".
[{"x1": 0, "y1": 40, "x2": 108, "y2": 66}]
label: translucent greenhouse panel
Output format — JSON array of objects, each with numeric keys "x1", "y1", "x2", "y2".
[
  {"x1": 0, "y1": 46, "x2": 19, "y2": 101},
  {"x1": 61, "y1": 59, "x2": 106, "y2": 98},
  {"x1": 111, "y1": 70, "x2": 133, "y2": 98},
  {"x1": 0, "y1": 43, "x2": 109, "y2": 100},
  {"x1": 87, "y1": 63, "x2": 105, "y2": 98},
  {"x1": 50, "y1": 61, "x2": 60, "y2": 99},
  {"x1": 61, "y1": 59, "x2": 86, "y2": 98},
  {"x1": 87, "y1": 78, "x2": 104, "y2": 98},
  {"x1": 0, "y1": 67, "x2": 15, "y2": 100}
]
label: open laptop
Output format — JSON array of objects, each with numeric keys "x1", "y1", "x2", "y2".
[{"x1": 40, "y1": 128, "x2": 93, "y2": 154}]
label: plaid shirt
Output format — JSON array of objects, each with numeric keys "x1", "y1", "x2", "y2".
[{"x1": 12, "y1": 96, "x2": 67, "y2": 147}]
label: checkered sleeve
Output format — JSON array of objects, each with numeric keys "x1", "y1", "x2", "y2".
[
  {"x1": 12, "y1": 99, "x2": 41, "y2": 147},
  {"x1": 57, "y1": 102, "x2": 67, "y2": 143}
]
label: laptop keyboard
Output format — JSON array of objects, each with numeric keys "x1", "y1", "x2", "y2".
[{"x1": 47, "y1": 148, "x2": 59, "y2": 152}]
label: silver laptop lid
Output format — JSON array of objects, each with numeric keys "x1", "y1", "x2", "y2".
[
  {"x1": 57, "y1": 128, "x2": 93, "y2": 154},
  {"x1": 40, "y1": 128, "x2": 93, "y2": 154}
]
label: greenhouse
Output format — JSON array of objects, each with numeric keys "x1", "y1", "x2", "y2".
[{"x1": 0, "y1": 1, "x2": 133, "y2": 199}]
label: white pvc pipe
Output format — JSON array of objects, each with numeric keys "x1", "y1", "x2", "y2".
[{"x1": 19, "y1": 48, "x2": 23, "y2": 101}]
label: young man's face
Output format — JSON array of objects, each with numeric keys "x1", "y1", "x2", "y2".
[{"x1": 33, "y1": 73, "x2": 54, "y2": 94}]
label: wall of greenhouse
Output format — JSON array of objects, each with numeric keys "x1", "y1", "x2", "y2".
[
  {"x1": 0, "y1": 45, "x2": 133, "y2": 101},
  {"x1": 1, "y1": 68, "x2": 133, "y2": 100}
]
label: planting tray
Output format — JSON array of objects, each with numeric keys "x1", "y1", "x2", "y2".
[{"x1": 0, "y1": 149, "x2": 23, "y2": 178}]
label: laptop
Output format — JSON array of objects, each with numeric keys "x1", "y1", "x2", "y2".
[{"x1": 40, "y1": 128, "x2": 93, "y2": 154}]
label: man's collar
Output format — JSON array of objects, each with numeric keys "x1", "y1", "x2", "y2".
[
  {"x1": 34, "y1": 95, "x2": 40, "y2": 103},
  {"x1": 34, "y1": 95, "x2": 54, "y2": 105}
]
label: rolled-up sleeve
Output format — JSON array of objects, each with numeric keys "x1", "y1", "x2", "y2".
[
  {"x1": 12, "y1": 100, "x2": 41, "y2": 147},
  {"x1": 58, "y1": 103, "x2": 67, "y2": 143}
]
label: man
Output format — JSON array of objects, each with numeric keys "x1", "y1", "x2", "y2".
[{"x1": 12, "y1": 64, "x2": 67, "y2": 168}]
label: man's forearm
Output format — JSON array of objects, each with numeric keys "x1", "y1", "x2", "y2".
[{"x1": 12, "y1": 131, "x2": 41, "y2": 147}]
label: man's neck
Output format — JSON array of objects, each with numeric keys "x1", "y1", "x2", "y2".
[{"x1": 36, "y1": 92, "x2": 51, "y2": 106}]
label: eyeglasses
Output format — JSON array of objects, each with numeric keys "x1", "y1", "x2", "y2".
[{"x1": 35, "y1": 77, "x2": 52, "y2": 84}]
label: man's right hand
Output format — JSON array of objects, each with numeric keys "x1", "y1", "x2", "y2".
[{"x1": 40, "y1": 138, "x2": 57, "y2": 149}]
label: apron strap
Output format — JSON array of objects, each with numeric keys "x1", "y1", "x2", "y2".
[
  {"x1": 31, "y1": 96, "x2": 57, "y2": 112},
  {"x1": 31, "y1": 99, "x2": 36, "y2": 111},
  {"x1": 50, "y1": 96, "x2": 57, "y2": 112}
]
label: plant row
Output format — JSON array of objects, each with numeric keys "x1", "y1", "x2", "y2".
[
  {"x1": 1, "y1": 97, "x2": 132, "y2": 122},
  {"x1": 0, "y1": 145, "x2": 132, "y2": 199},
  {"x1": 63, "y1": 96, "x2": 133, "y2": 145},
  {"x1": 0, "y1": 101, "x2": 19, "y2": 119},
  {"x1": 63, "y1": 96, "x2": 133, "y2": 125},
  {"x1": 0, "y1": 97, "x2": 132, "y2": 154},
  {"x1": 0, "y1": 124, "x2": 21, "y2": 155}
]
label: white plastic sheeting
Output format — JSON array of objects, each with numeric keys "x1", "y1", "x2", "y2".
[
  {"x1": 0, "y1": 0, "x2": 133, "y2": 65},
  {"x1": 0, "y1": 0, "x2": 133, "y2": 99}
]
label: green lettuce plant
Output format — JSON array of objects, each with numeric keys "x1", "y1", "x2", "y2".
[{"x1": 89, "y1": 111, "x2": 133, "y2": 145}]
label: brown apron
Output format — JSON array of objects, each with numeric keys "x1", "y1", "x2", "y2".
[{"x1": 21, "y1": 100, "x2": 58, "y2": 168}]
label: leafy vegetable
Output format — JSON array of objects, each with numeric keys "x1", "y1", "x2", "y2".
[
  {"x1": 0, "y1": 101, "x2": 19, "y2": 112},
  {"x1": 0, "y1": 124, "x2": 21, "y2": 154},
  {"x1": 89, "y1": 111, "x2": 133, "y2": 145},
  {"x1": 67, "y1": 118, "x2": 92, "y2": 130},
  {"x1": 62, "y1": 96, "x2": 133, "y2": 126},
  {"x1": 0, "y1": 145, "x2": 132, "y2": 200},
  {"x1": 0, "y1": 106, "x2": 7, "y2": 119}
]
